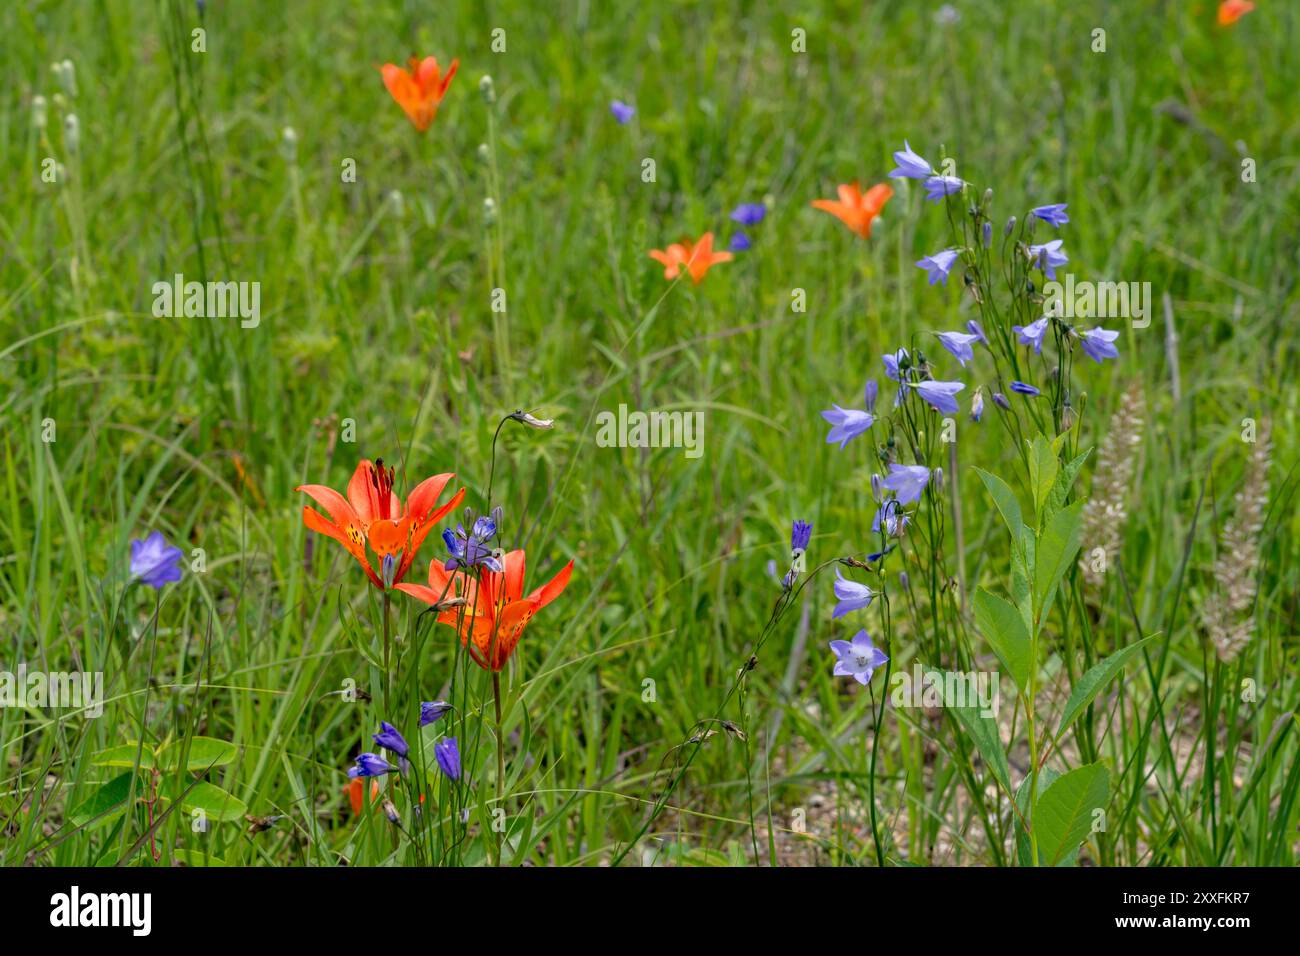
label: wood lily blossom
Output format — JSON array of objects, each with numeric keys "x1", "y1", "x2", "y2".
[
  {"x1": 649, "y1": 232, "x2": 732, "y2": 284},
  {"x1": 397, "y1": 549, "x2": 574, "y2": 671},
  {"x1": 380, "y1": 55, "x2": 459, "y2": 132},
  {"x1": 297, "y1": 459, "x2": 464, "y2": 590},
  {"x1": 811, "y1": 182, "x2": 894, "y2": 239},
  {"x1": 1217, "y1": 0, "x2": 1254, "y2": 25}
]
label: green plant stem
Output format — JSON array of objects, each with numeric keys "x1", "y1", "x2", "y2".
[
  {"x1": 382, "y1": 591, "x2": 392, "y2": 715},
  {"x1": 493, "y1": 670, "x2": 506, "y2": 866}
]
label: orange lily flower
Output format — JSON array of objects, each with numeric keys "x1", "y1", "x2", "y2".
[
  {"x1": 1217, "y1": 0, "x2": 1254, "y2": 25},
  {"x1": 397, "y1": 549, "x2": 574, "y2": 671},
  {"x1": 380, "y1": 55, "x2": 459, "y2": 132},
  {"x1": 297, "y1": 459, "x2": 465, "y2": 590},
  {"x1": 345, "y1": 777, "x2": 380, "y2": 816},
  {"x1": 649, "y1": 232, "x2": 733, "y2": 284},
  {"x1": 811, "y1": 182, "x2": 894, "y2": 239}
]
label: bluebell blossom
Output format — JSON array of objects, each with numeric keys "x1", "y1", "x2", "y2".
[
  {"x1": 992, "y1": 391, "x2": 1011, "y2": 410},
  {"x1": 970, "y1": 387, "x2": 985, "y2": 422},
  {"x1": 1013, "y1": 316, "x2": 1049, "y2": 354},
  {"x1": 863, "y1": 379, "x2": 878, "y2": 413},
  {"x1": 832, "y1": 568, "x2": 876, "y2": 618},
  {"x1": 889, "y1": 140, "x2": 933, "y2": 180},
  {"x1": 129, "y1": 531, "x2": 184, "y2": 589},
  {"x1": 729, "y1": 203, "x2": 767, "y2": 226},
  {"x1": 444, "y1": 507, "x2": 503, "y2": 572},
  {"x1": 1010, "y1": 381, "x2": 1041, "y2": 396},
  {"x1": 935, "y1": 331, "x2": 981, "y2": 367},
  {"x1": 882, "y1": 348, "x2": 909, "y2": 382},
  {"x1": 870, "y1": 473, "x2": 885, "y2": 502},
  {"x1": 828, "y1": 631, "x2": 889, "y2": 685},
  {"x1": 728, "y1": 231, "x2": 752, "y2": 252},
  {"x1": 790, "y1": 520, "x2": 813, "y2": 553},
  {"x1": 916, "y1": 248, "x2": 961, "y2": 286},
  {"x1": 873, "y1": 499, "x2": 910, "y2": 537},
  {"x1": 934, "y1": 4, "x2": 960, "y2": 25},
  {"x1": 883, "y1": 463, "x2": 931, "y2": 505},
  {"x1": 982, "y1": 221, "x2": 993, "y2": 247},
  {"x1": 923, "y1": 175, "x2": 965, "y2": 203},
  {"x1": 348, "y1": 753, "x2": 397, "y2": 779},
  {"x1": 766, "y1": 559, "x2": 781, "y2": 585},
  {"x1": 1079, "y1": 328, "x2": 1120, "y2": 363},
  {"x1": 821, "y1": 402, "x2": 874, "y2": 449},
  {"x1": 966, "y1": 319, "x2": 988, "y2": 345},
  {"x1": 909, "y1": 379, "x2": 966, "y2": 414},
  {"x1": 786, "y1": 519, "x2": 812, "y2": 587},
  {"x1": 420, "y1": 701, "x2": 452, "y2": 726},
  {"x1": 1027, "y1": 239, "x2": 1068, "y2": 280},
  {"x1": 372, "y1": 721, "x2": 409, "y2": 759},
  {"x1": 1030, "y1": 203, "x2": 1069, "y2": 228},
  {"x1": 434, "y1": 738, "x2": 461, "y2": 781},
  {"x1": 610, "y1": 100, "x2": 635, "y2": 124}
]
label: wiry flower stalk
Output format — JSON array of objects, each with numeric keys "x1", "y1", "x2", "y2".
[
  {"x1": 1080, "y1": 383, "x2": 1145, "y2": 590},
  {"x1": 1204, "y1": 419, "x2": 1272, "y2": 662}
]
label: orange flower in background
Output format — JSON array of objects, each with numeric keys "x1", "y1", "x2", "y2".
[
  {"x1": 297, "y1": 459, "x2": 465, "y2": 590},
  {"x1": 380, "y1": 55, "x2": 459, "y2": 131},
  {"x1": 649, "y1": 232, "x2": 733, "y2": 284},
  {"x1": 811, "y1": 182, "x2": 894, "y2": 239},
  {"x1": 398, "y1": 550, "x2": 574, "y2": 671},
  {"x1": 345, "y1": 777, "x2": 380, "y2": 816},
  {"x1": 1217, "y1": 0, "x2": 1255, "y2": 25}
]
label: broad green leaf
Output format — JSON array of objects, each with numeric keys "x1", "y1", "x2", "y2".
[
  {"x1": 973, "y1": 587, "x2": 1033, "y2": 694},
  {"x1": 157, "y1": 736, "x2": 239, "y2": 771},
  {"x1": 931, "y1": 668, "x2": 1011, "y2": 793},
  {"x1": 1014, "y1": 533, "x2": 1034, "y2": 634},
  {"x1": 1034, "y1": 762, "x2": 1109, "y2": 866},
  {"x1": 70, "y1": 772, "x2": 137, "y2": 829},
  {"x1": 175, "y1": 781, "x2": 247, "y2": 823},
  {"x1": 975, "y1": 467, "x2": 1023, "y2": 542},
  {"x1": 1027, "y1": 435, "x2": 1060, "y2": 521},
  {"x1": 91, "y1": 744, "x2": 155, "y2": 770},
  {"x1": 1014, "y1": 767, "x2": 1062, "y2": 867},
  {"x1": 1032, "y1": 499, "x2": 1085, "y2": 631},
  {"x1": 1045, "y1": 448, "x2": 1091, "y2": 522},
  {"x1": 1056, "y1": 636, "x2": 1156, "y2": 736}
]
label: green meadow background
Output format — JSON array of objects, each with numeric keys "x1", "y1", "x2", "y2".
[{"x1": 2, "y1": 0, "x2": 1297, "y2": 866}]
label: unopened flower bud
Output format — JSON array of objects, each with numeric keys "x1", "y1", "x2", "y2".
[
  {"x1": 63, "y1": 114, "x2": 79, "y2": 153},
  {"x1": 483, "y1": 196, "x2": 497, "y2": 226},
  {"x1": 31, "y1": 95, "x2": 47, "y2": 130},
  {"x1": 57, "y1": 59, "x2": 77, "y2": 97},
  {"x1": 479, "y1": 74, "x2": 495, "y2": 104},
  {"x1": 509, "y1": 409, "x2": 554, "y2": 429},
  {"x1": 280, "y1": 126, "x2": 298, "y2": 162},
  {"x1": 382, "y1": 799, "x2": 401, "y2": 825}
]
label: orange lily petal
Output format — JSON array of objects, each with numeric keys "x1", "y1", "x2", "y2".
[
  {"x1": 526, "y1": 559, "x2": 574, "y2": 611},
  {"x1": 501, "y1": 549, "x2": 526, "y2": 604},
  {"x1": 863, "y1": 183, "x2": 895, "y2": 215},
  {"x1": 1218, "y1": 0, "x2": 1254, "y2": 25},
  {"x1": 302, "y1": 505, "x2": 382, "y2": 589},
  {"x1": 395, "y1": 483, "x2": 464, "y2": 584}
]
